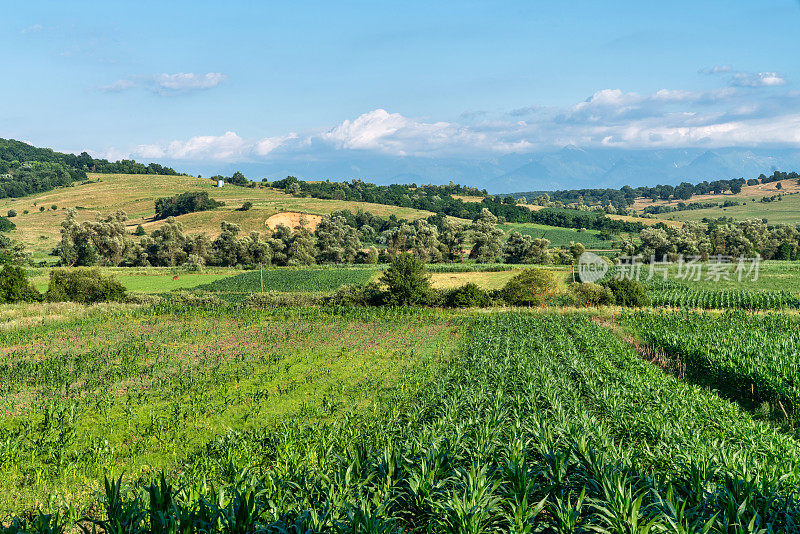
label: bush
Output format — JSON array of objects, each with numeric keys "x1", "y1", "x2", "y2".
[
  {"x1": 570, "y1": 282, "x2": 615, "y2": 307},
  {"x1": 134, "y1": 224, "x2": 147, "y2": 236},
  {"x1": 46, "y1": 268, "x2": 127, "y2": 303},
  {"x1": 239, "y1": 201, "x2": 253, "y2": 211},
  {"x1": 601, "y1": 278, "x2": 650, "y2": 307},
  {"x1": 328, "y1": 282, "x2": 385, "y2": 306},
  {"x1": 6, "y1": 210, "x2": 16, "y2": 218},
  {"x1": 501, "y1": 268, "x2": 560, "y2": 306},
  {"x1": 380, "y1": 253, "x2": 431, "y2": 306},
  {"x1": 0, "y1": 216, "x2": 15, "y2": 232},
  {"x1": 441, "y1": 283, "x2": 491, "y2": 308},
  {"x1": 0, "y1": 264, "x2": 40, "y2": 303},
  {"x1": 154, "y1": 191, "x2": 224, "y2": 219}
]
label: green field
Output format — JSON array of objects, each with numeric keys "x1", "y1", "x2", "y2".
[
  {"x1": 664, "y1": 192, "x2": 800, "y2": 225},
  {"x1": 498, "y1": 221, "x2": 614, "y2": 248},
  {"x1": 0, "y1": 305, "x2": 462, "y2": 510},
  {"x1": 6, "y1": 309, "x2": 800, "y2": 530},
  {"x1": 194, "y1": 265, "x2": 382, "y2": 293}
]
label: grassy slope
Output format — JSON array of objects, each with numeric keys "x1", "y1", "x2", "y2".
[
  {"x1": 0, "y1": 173, "x2": 442, "y2": 257},
  {"x1": 629, "y1": 180, "x2": 800, "y2": 225},
  {"x1": 498, "y1": 221, "x2": 613, "y2": 248}
]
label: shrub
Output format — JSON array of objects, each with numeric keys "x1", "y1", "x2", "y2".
[
  {"x1": 0, "y1": 264, "x2": 40, "y2": 303},
  {"x1": 501, "y1": 268, "x2": 560, "y2": 306},
  {"x1": 40, "y1": 206, "x2": 45, "y2": 212},
  {"x1": 22, "y1": 210, "x2": 29, "y2": 215},
  {"x1": 570, "y1": 282, "x2": 615, "y2": 307},
  {"x1": 602, "y1": 277, "x2": 650, "y2": 307},
  {"x1": 328, "y1": 282, "x2": 385, "y2": 306},
  {"x1": 441, "y1": 283, "x2": 491, "y2": 308},
  {"x1": 0, "y1": 216, "x2": 15, "y2": 232},
  {"x1": 6, "y1": 210, "x2": 16, "y2": 218},
  {"x1": 154, "y1": 191, "x2": 224, "y2": 219},
  {"x1": 380, "y1": 253, "x2": 431, "y2": 306},
  {"x1": 134, "y1": 224, "x2": 147, "y2": 236},
  {"x1": 51, "y1": 205, "x2": 57, "y2": 210},
  {"x1": 239, "y1": 201, "x2": 253, "y2": 211},
  {"x1": 46, "y1": 268, "x2": 127, "y2": 303}
]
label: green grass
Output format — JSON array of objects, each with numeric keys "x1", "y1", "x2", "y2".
[
  {"x1": 498, "y1": 222, "x2": 614, "y2": 248},
  {"x1": 0, "y1": 304, "x2": 463, "y2": 510}
]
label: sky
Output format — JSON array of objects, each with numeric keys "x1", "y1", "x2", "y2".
[{"x1": 3, "y1": 0, "x2": 800, "y2": 177}]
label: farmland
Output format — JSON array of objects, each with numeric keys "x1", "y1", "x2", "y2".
[
  {"x1": 6, "y1": 310, "x2": 800, "y2": 530},
  {"x1": 0, "y1": 305, "x2": 462, "y2": 510}
]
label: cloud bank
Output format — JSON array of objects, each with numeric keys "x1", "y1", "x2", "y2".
[{"x1": 101, "y1": 67, "x2": 798, "y2": 162}]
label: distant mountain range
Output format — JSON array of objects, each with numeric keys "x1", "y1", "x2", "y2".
[{"x1": 170, "y1": 146, "x2": 800, "y2": 194}]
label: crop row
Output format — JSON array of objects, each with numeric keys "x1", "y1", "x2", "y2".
[
  {"x1": 10, "y1": 313, "x2": 800, "y2": 532},
  {"x1": 648, "y1": 286, "x2": 800, "y2": 310},
  {"x1": 620, "y1": 310, "x2": 800, "y2": 427}
]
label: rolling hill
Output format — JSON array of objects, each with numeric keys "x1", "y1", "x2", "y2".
[{"x1": 0, "y1": 173, "x2": 443, "y2": 259}]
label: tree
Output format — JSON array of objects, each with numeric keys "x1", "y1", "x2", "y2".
[
  {"x1": 134, "y1": 225, "x2": 147, "y2": 236},
  {"x1": 0, "y1": 264, "x2": 39, "y2": 303},
  {"x1": 501, "y1": 268, "x2": 559, "y2": 306},
  {"x1": 439, "y1": 219, "x2": 466, "y2": 263},
  {"x1": 228, "y1": 171, "x2": 248, "y2": 186},
  {"x1": 315, "y1": 215, "x2": 362, "y2": 263},
  {"x1": 380, "y1": 253, "x2": 431, "y2": 306},
  {"x1": 287, "y1": 220, "x2": 316, "y2": 265},
  {"x1": 469, "y1": 208, "x2": 503, "y2": 263}
]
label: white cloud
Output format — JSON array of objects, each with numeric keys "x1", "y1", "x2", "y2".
[
  {"x1": 731, "y1": 71, "x2": 786, "y2": 87},
  {"x1": 20, "y1": 24, "x2": 43, "y2": 34},
  {"x1": 255, "y1": 133, "x2": 299, "y2": 156},
  {"x1": 153, "y1": 72, "x2": 227, "y2": 92},
  {"x1": 699, "y1": 65, "x2": 733, "y2": 75},
  {"x1": 100, "y1": 72, "x2": 226, "y2": 94},
  {"x1": 102, "y1": 75, "x2": 800, "y2": 162}
]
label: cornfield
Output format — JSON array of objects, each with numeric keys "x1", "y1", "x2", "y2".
[
  {"x1": 5, "y1": 312, "x2": 800, "y2": 532},
  {"x1": 621, "y1": 310, "x2": 800, "y2": 427},
  {"x1": 648, "y1": 286, "x2": 800, "y2": 310}
]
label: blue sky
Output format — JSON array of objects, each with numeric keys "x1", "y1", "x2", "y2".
[{"x1": 3, "y1": 0, "x2": 800, "y2": 172}]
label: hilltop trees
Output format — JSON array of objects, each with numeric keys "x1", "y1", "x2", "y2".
[{"x1": 154, "y1": 191, "x2": 224, "y2": 219}]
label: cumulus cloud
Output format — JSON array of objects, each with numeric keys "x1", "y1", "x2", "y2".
[
  {"x1": 700, "y1": 65, "x2": 786, "y2": 88},
  {"x1": 731, "y1": 72, "x2": 786, "y2": 87},
  {"x1": 100, "y1": 72, "x2": 226, "y2": 94},
  {"x1": 104, "y1": 73, "x2": 800, "y2": 162}
]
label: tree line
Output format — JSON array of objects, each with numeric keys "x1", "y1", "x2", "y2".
[
  {"x1": 627, "y1": 218, "x2": 800, "y2": 261},
  {"x1": 55, "y1": 207, "x2": 581, "y2": 269},
  {"x1": 512, "y1": 170, "x2": 800, "y2": 208},
  {"x1": 0, "y1": 138, "x2": 182, "y2": 200}
]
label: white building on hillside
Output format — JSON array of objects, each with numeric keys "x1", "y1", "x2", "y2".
[{"x1": 216, "y1": 179, "x2": 224, "y2": 187}]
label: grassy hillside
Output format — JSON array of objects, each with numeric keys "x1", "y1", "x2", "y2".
[{"x1": 0, "y1": 173, "x2": 442, "y2": 257}]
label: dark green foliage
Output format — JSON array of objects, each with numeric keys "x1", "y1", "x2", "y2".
[
  {"x1": 570, "y1": 282, "x2": 615, "y2": 307},
  {"x1": 6, "y1": 209, "x2": 16, "y2": 218},
  {"x1": 239, "y1": 201, "x2": 253, "y2": 211},
  {"x1": 602, "y1": 277, "x2": 650, "y2": 307},
  {"x1": 441, "y1": 282, "x2": 491, "y2": 308},
  {"x1": 0, "y1": 264, "x2": 40, "y2": 303},
  {"x1": 328, "y1": 282, "x2": 386, "y2": 306},
  {"x1": 0, "y1": 138, "x2": 180, "y2": 202},
  {"x1": 0, "y1": 216, "x2": 15, "y2": 232},
  {"x1": 380, "y1": 253, "x2": 431, "y2": 305},
  {"x1": 154, "y1": 191, "x2": 224, "y2": 219},
  {"x1": 501, "y1": 268, "x2": 559, "y2": 306},
  {"x1": 134, "y1": 224, "x2": 147, "y2": 236},
  {"x1": 46, "y1": 268, "x2": 127, "y2": 303}
]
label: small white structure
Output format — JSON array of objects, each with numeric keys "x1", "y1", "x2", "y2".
[{"x1": 216, "y1": 179, "x2": 224, "y2": 188}]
